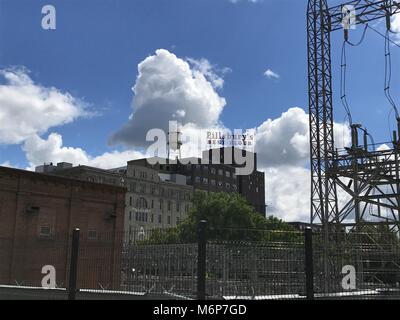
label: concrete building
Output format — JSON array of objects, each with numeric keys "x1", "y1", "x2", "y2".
[
  {"x1": 39, "y1": 162, "x2": 193, "y2": 238},
  {"x1": 129, "y1": 147, "x2": 266, "y2": 215},
  {"x1": 0, "y1": 166, "x2": 126, "y2": 289}
]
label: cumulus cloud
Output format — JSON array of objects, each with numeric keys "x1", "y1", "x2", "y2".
[
  {"x1": 264, "y1": 69, "x2": 280, "y2": 80},
  {"x1": 255, "y1": 107, "x2": 351, "y2": 168},
  {"x1": 264, "y1": 166, "x2": 310, "y2": 222},
  {"x1": 0, "y1": 68, "x2": 86, "y2": 144},
  {"x1": 109, "y1": 49, "x2": 227, "y2": 148},
  {"x1": 392, "y1": 13, "x2": 400, "y2": 43},
  {"x1": 23, "y1": 133, "x2": 144, "y2": 170},
  {"x1": 255, "y1": 107, "x2": 351, "y2": 222},
  {"x1": 186, "y1": 58, "x2": 231, "y2": 89}
]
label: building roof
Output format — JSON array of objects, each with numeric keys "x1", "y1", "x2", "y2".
[{"x1": 0, "y1": 166, "x2": 126, "y2": 192}]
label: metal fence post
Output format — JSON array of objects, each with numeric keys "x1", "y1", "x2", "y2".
[
  {"x1": 68, "y1": 228, "x2": 80, "y2": 300},
  {"x1": 197, "y1": 220, "x2": 207, "y2": 300},
  {"x1": 305, "y1": 227, "x2": 314, "y2": 300}
]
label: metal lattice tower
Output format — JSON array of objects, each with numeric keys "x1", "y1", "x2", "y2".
[{"x1": 307, "y1": 0, "x2": 400, "y2": 231}]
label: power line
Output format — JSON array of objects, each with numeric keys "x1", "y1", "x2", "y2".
[{"x1": 366, "y1": 24, "x2": 400, "y2": 49}]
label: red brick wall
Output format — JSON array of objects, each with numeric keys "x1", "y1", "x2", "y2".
[{"x1": 0, "y1": 167, "x2": 126, "y2": 290}]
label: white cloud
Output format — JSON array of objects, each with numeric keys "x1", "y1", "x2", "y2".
[
  {"x1": 230, "y1": 0, "x2": 262, "y2": 3},
  {"x1": 0, "y1": 161, "x2": 15, "y2": 168},
  {"x1": 0, "y1": 68, "x2": 86, "y2": 144},
  {"x1": 392, "y1": 13, "x2": 400, "y2": 44},
  {"x1": 23, "y1": 133, "x2": 144, "y2": 170},
  {"x1": 109, "y1": 49, "x2": 227, "y2": 148},
  {"x1": 263, "y1": 166, "x2": 310, "y2": 222},
  {"x1": 263, "y1": 69, "x2": 280, "y2": 80},
  {"x1": 255, "y1": 107, "x2": 351, "y2": 168},
  {"x1": 186, "y1": 57, "x2": 230, "y2": 89},
  {"x1": 255, "y1": 107, "x2": 351, "y2": 222}
]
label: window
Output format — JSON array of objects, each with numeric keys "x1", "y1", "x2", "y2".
[
  {"x1": 159, "y1": 199, "x2": 163, "y2": 210},
  {"x1": 232, "y1": 173, "x2": 237, "y2": 179},
  {"x1": 233, "y1": 184, "x2": 237, "y2": 191},
  {"x1": 218, "y1": 181, "x2": 223, "y2": 187},
  {"x1": 129, "y1": 211, "x2": 132, "y2": 221},
  {"x1": 211, "y1": 168, "x2": 216, "y2": 175},
  {"x1": 203, "y1": 165, "x2": 209, "y2": 172},
  {"x1": 151, "y1": 199, "x2": 154, "y2": 208},
  {"x1": 176, "y1": 203, "x2": 180, "y2": 211},
  {"x1": 176, "y1": 217, "x2": 180, "y2": 225},
  {"x1": 151, "y1": 214, "x2": 154, "y2": 223},
  {"x1": 211, "y1": 179, "x2": 216, "y2": 186},
  {"x1": 218, "y1": 169, "x2": 223, "y2": 176},
  {"x1": 158, "y1": 215, "x2": 162, "y2": 224},
  {"x1": 129, "y1": 196, "x2": 132, "y2": 206},
  {"x1": 256, "y1": 187, "x2": 259, "y2": 193},
  {"x1": 226, "y1": 171, "x2": 231, "y2": 178},
  {"x1": 202, "y1": 177, "x2": 208, "y2": 185},
  {"x1": 167, "y1": 216, "x2": 171, "y2": 224},
  {"x1": 225, "y1": 183, "x2": 230, "y2": 189},
  {"x1": 39, "y1": 226, "x2": 52, "y2": 238},
  {"x1": 195, "y1": 176, "x2": 201, "y2": 183},
  {"x1": 168, "y1": 201, "x2": 171, "y2": 211},
  {"x1": 138, "y1": 197, "x2": 147, "y2": 209},
  {"x1": 88, "y1": 230, "x2": 97, "y2": 241}
]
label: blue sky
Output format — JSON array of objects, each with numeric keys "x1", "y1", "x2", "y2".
[
  {"x1": 0, "y1": 0, "x2": 310, "y2": 164},
  {"x1": 1, "y1": 0, "x2": 400, "y2": 221}
]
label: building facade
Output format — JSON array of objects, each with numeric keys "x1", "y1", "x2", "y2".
[
  {"x1": 0, "y1": 166, "x2": 126, "y2": 289},
  {"x1": 129, "y1": 147, "x2": 266, "y2": 215},
  {"x1": 42, "y1": 162, "x2": 193, "y2": 238}
]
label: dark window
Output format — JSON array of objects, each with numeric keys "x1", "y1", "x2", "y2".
[
  {"x1": 39, "y1": 226, "x2": 52, "y2": 238},
  {"x1": 88, "y1": 230, "x2": 97, "y2": 241}
]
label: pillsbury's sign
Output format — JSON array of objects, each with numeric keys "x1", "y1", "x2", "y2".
[{"x1": 206, "y1": 131, "x2": 255, "y2": 148}]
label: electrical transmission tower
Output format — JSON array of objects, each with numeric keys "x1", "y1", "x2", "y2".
[{"x1": 307, "y1": 0, "x2": 400, "y2": 232}]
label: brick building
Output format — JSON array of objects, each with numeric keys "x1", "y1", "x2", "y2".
[
  {"x1": 129, "y1": 147, "x2": 266, "y2": 215},
  {"x1": 0, "y1": 166, "x2": 126, "y2": 290},
  {"x1": 39, "y1": 163, "x2": 193, "y2": 237}
]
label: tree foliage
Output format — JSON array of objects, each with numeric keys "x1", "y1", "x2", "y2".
[{"x1": 146, "y1": 192, "x2": 298, "y2": 244}]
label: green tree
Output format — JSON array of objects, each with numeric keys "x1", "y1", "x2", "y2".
[{"x1": 147, "y1": 191, "x2": 298, "y2": 243}]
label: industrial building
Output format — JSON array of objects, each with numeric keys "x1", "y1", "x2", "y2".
[{"x1": 0, "y1": 166, "x2": 126, "y2": 289}]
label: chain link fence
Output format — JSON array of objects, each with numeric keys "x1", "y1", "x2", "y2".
[{"x1": 1, "y1": 225, "x2": 400, "y2": 300}]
